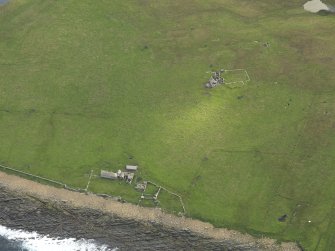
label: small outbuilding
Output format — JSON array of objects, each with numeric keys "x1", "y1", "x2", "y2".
[
  {"x1": 126, "y1": 165, "x2": 138, "y2": 172},
  {"x1": 117, "y1": 170, "x2": 125, "y2": 179},
  {"x1": 125, "y1": 173, "x2": 135, "y2": 183},
  {"x1": 135, "y1": 181, "x2": 147, "y2": 191},
  {"x1": 100, "y1": 170, "x2": 118, "y2": 180},
  {"x1": 100, "y1": 165, "x2": 138, "y2": 184}
]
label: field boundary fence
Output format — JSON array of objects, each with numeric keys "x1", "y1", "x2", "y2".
[
  {"x1": 0, "y1": 164, "x2": 185, "y2": 213},
  {"x1": 0, "y1": 164, "x2": 116, "y2": 200},
  {"x1": 138, "y1": 180, "x2": 186, "y2": 214},
  {"x1": 224, "y1": 69, "x2": 251, "y2": 86}
]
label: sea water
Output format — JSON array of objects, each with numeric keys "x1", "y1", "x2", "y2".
[
  {"x1": 0, "y1": 225, "x2": 117, "y2": 251},
  {"x1": 0, "y1": 235, "x2": 28, "y2": 251}
]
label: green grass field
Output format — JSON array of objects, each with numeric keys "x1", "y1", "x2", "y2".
[{"x1": 1, "y1": 0, "x2": 335, "y2": 249}]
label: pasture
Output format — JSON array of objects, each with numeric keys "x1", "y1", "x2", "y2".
[{"x1": 0, "y1": 0, "x2": 335, "y2": 249}]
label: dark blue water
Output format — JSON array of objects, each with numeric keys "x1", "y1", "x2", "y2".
[{"x1": 0, "y1": 236, "x2": 27, "y2": 251}]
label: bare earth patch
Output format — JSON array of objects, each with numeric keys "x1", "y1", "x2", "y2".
[{"x1": 0, "y1": 171, "x2": 299, "y2": 251}]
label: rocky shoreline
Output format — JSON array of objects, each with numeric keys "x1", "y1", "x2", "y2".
[
  {"x1": 0, "y1": 172, "x2": 300, "y2": 250},
  {"x1": 0, "y1": 186, "x2": 254, "y2": 250}
]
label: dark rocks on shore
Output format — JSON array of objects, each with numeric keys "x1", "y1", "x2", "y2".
[{"x1": 0, "y1": 186, "x2": 261, "y2": 250}]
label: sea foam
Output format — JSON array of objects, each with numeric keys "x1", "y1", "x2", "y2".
[{"x1": 0, "y1": 225, "x2": 117, "y2": 251}]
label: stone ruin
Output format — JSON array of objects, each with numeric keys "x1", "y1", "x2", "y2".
[{"x1": 205, "y1": 69, "x2": 225, "y2": 88}]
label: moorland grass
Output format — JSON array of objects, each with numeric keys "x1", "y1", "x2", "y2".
[{"x1": 1, "y1": 0, "x2": 335, "y2": 249}]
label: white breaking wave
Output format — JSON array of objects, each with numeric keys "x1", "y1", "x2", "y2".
[{"x1": 0, "y1": 225, "x2": 117, "y2": 251}]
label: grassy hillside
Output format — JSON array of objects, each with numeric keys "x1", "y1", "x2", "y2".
[{"x1": 1, "y1": 0, "x2": 335, "y2": 249}]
